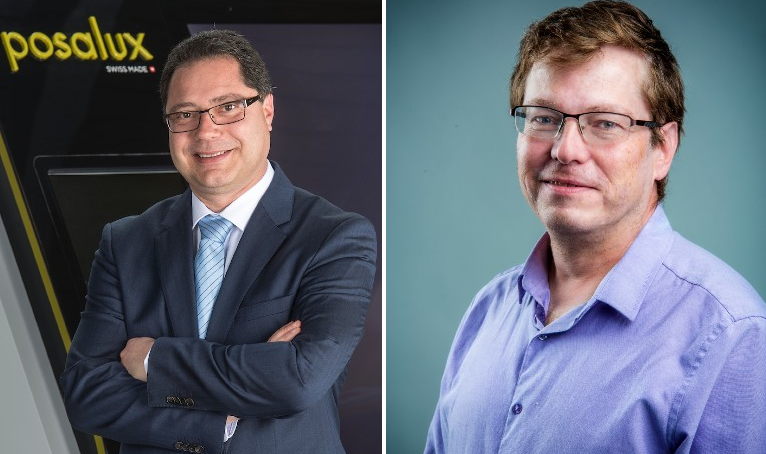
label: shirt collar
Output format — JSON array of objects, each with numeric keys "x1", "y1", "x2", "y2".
[
  {"x1": 518, "y1": 205, "x2": 675, "y2": 321},
  {"x1": 518, "y1": 233, "x2": 552, "y2": 311},
  {"x1": 191, "y1": 161, "x2": 275, "y2": 232}
]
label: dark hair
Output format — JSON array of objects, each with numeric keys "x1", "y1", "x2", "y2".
[
  {"x1": 159, "y1": 29, "x2": 272, "y2": 110},
  {"x1": 510, "y1": 0, "x2": 684, "y2": 201}
]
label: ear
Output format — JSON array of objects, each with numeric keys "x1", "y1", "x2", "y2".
[
  {"x1": 652, "y1": 121, "x2": 678, "y2": 181},
  {"x1": 262, "y1": 93, "x2": 275, "y2": 131}
]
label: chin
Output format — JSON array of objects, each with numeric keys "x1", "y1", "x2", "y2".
[{"x1": 539, "y1": 207, "x2": 602, "y2": 236}]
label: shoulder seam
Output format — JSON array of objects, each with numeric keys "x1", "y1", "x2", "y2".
[{"x1": 661, "y1": 263, "x2": 734, "y2": 321}]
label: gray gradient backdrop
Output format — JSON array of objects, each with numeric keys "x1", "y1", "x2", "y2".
[{"x1": 387, "y1": 0, "x2": 766, "y2": 452}]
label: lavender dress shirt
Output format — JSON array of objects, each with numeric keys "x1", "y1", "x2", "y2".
[{"x1": 425, "y1": 206, "x2": 766, "y2": 454}]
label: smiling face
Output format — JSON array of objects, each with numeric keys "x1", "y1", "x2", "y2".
[
  {"x1": 166, "y1": 56, "x2": 274, "y2": 211},
  {"x1": 516, "y1": 45, "x2": 677, "y2": 242}
]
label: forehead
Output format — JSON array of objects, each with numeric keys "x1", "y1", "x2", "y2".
[
  {"x1": 524, "y1": 46, "x2": 651, "y2": 115},
  {"x1": 166, "y1": 56, "x2": 247, "y2": 108}
]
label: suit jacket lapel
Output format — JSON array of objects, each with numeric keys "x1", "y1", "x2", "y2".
[
  {"x1": 205, "y1": 162, "x2": 294, "y2": 344},
  {"x1": 155, "y1": 190, "x2": 198, "y2": 338}
]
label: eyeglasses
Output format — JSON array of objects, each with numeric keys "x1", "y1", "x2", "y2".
[
  {"x1": 164, "y1": 95, "x2": 262, "y2": 133},
  {"x1": 511, "y1": 105, "x2": 661, "y2": 145}
]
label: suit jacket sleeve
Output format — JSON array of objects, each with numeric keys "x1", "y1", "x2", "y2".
[
  {"x1": 145, "y1": 213, "x2": 377, "y2": 418},
  {"x1": 60, "y1": 222, "x2": 227, "y2": 452}
]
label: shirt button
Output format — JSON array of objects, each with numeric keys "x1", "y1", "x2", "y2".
[
  {"x1": 512, "y1": 403, "x2": 523, "y2": 415},
  {"x1": 538, "y1": 334, "x2": 548, "y2": 341}
]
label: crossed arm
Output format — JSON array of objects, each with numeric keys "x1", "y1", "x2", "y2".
[
  {"x1": 119, "y1": 320, "x2": 303, "y2": 382},
  {"x1": 120, "y1": 320, "x2": 302, "y2": 429}
]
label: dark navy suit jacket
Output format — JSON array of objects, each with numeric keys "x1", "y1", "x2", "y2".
[{"x1": 61, "y1": 162, "x2": 377, "y2": 453}]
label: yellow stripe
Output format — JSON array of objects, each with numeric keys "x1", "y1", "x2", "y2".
[
  {"x1": 0, "y1": 133, "x2": 71, "y2": 350},
  {"x1": 0, "y1": 136, "x2": 105, "y2": 453},
  {"x1": 95, "y1": 435, "x2": 107, "y2": 454}
]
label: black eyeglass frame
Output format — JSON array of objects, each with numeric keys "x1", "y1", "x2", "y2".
[
  {"x1": 511, "y1": 105, "x2": 662, "y2": 141},
  {"x1": 164, "y1": 95, "x2": 262, "y2": 133}
]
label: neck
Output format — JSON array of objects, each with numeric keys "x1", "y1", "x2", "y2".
[
  {"x1": 548, "y1": 228, "x2": 628, "y2": 281},
  {"x1": 198, "y1": 194, "x2": 237, "y2": 214}
]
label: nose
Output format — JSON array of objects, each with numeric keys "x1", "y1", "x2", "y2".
[
  {"x1": 551, "y1": 118, "x2": 590, "y2": 164},
  {"x1": 194, "y1": 112, "x2": 221, "y2": 137}
]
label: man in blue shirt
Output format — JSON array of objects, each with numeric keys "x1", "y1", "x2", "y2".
[{"x1": 425, "y1": 2, "x2": 766, "y2": 453}]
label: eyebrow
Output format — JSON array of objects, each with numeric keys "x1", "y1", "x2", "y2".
[
  {"x1": 524, "y1": 98, "x2": 629, "y2": 115},
  {"x1": 524, "y1": 98, "x2": 561, "y2": 110},
  {"x1": 167, "y1": 93, "x2": 249, "y2": 113}
]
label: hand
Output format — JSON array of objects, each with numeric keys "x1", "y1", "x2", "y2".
[
  {"x1": 267, "y1": 320, "x2": 301, "y2": 342},
  {"x1": 120, "y1": 337, "x2": 155, "y2": 382}
]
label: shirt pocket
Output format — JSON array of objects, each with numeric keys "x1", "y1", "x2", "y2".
[{"x1": 233, "y1": 294, "x2": 295, "y2": 325}]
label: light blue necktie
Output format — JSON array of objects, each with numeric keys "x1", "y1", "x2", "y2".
[{"x1": 195, "y1": 214, "x2": 234, "y2": 339}]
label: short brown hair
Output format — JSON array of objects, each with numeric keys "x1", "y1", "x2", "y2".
[
  {"x1": 509, "y1": 0, "x2": 684, "y2": 201},
  {"x1": 159, "y1": 29, "x2": 272, "y2": 111}
]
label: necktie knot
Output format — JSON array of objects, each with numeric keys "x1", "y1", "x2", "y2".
[{"x1": 198, "y1": 214, "x2": 233, "y2": 243}]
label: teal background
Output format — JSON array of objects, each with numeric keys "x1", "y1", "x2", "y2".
[{"x1": 387, "y1": 0, "x2": 766, "y2": 452}]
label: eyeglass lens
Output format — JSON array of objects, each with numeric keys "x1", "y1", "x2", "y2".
[
  {"x1": 166, "y1": 100, "x2": 248, "y2": 133},
  {"x1": 514, "y1": 106, "x2": 634, "y2": 145}
]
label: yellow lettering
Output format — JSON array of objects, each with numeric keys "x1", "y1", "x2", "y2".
[
  {"x1": 124, "y1": 33, "x2": 153, "y2": 60},
  {"x1": 87, "y1": 16, "x2": 108, "y2": 60},
  {"x1": 1, "y1": 17, "x2": 153, "y2": 72},
  {"x1": 70, "y1": 32, "x2": 97, "y2": 60},
  {"x1": 29, "y1": 32, "x2": 54, "y2": 60},
  {"x1": 1, "y1": 31, "x2": 28, "y2": 73},
  {"x1": 103, "y1": 33, "x2": 127, "y2": 61},
  {"x1": 52, "y1": 32, "x2": 71, "y2": 60}
]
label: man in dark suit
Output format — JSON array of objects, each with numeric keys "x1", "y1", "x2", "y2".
[{"x1": 61, "y1": 29, "x2": 376, "y2": 454}]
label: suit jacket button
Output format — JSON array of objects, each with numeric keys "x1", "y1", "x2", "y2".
[
  {"x1": 174, "y1": 441, "x2": 185, "y2": 450},
  {"x1": 196, "y1": 446, "x2": 205, "y2": 453},
  {"x1": 167, "y1": 397, "x2": 174, "y2": 405},
  {"x1": 185, "y1": 397, "x2": 195, "y2": 406}
]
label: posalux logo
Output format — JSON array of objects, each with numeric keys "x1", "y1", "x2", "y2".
[{"x1": 1, "y1": 16, "x2": 153, "y2": 73}]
